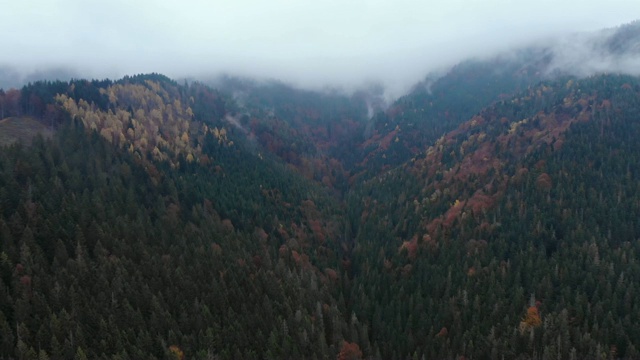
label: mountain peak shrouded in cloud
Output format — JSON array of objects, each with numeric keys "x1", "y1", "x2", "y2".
[
  {"x1": 1, "y1": 0, "x2": 640, "y2": 96},
  {"x1": 538, "y1": 20, "x2": 640, "y2": 77},
  {"x1": 6, "y1": 12, "x2": 640, "y2": 359},
  {"x1": 605, "y1": 19, "x2": 640, "y2": 54}
]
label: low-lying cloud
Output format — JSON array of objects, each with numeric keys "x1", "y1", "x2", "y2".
[
  {"x1": 1, "y1": 0, "x2": 639, "y2": 99},
  {"x1": 541, "y1": 22, "x2": 640, "y2": 77}
]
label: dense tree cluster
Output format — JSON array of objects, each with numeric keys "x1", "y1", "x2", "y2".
[
  {"x1": 346, "y1": 75, "x2": 640, "y2": 359},
  {"x1": 0, "y1": 119, "x2": 361, "y2": 359},
  {"x1": 2, "y1": 68, "x2": 640, "y2": 359}
]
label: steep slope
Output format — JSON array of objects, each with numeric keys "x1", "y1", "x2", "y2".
[
  {"x1": 208, "y1": 76, "x2": 369, "y2": 193},
  {"x1": 347, "y1": 74, "x2": 640, "y2": 359},
  {"x1": 352, "y1": 20, "x2": 640, "y2": 181},
  {"x1": 0, "y1": 76, "x2": 360, "y2": 359},
  {"x1": 350, "y1": 51, "x2": 546, "y2": 181}
]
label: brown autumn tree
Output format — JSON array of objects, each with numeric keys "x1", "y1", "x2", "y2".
[
  {"x1": 536, "y1": 173, "x2": 553, "y2": 191},
  {"x1": 519, "y1": 305, "x2": 542, "y2": 334},
  {"x1": 523, "y1": 306, "x2": 542, "y2": 327},
  {"x1": 338, "y1": 342, "x2": 363, "y2": 360}
]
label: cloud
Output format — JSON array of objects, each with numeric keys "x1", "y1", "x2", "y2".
[
  {"x1": 1, "y1": 0, "x2": 639, "y2": 97},
  {"x1": 541, "y1": 22, "x2": 640, "y2": 77}
]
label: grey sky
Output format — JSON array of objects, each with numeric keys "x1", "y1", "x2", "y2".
[{"x1": 1, "y1": 0, "x2": 639, "y2": 95}]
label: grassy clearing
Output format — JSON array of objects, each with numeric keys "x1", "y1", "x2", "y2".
[{"x1": 0, "y1": 117, "x2": 54, "y2": 147}]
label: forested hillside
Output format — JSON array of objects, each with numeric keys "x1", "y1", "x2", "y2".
[
  {"x1": 0, "y1": 76, "x2": 358, "y2": 359},
  {"x1": 207, "y1": 76, "x2": 371, "y2": 194},
  {"x1": 346, "y1": 74, "x2": 640, "y2": 359},
  {"x1": 2, "y1": 22, "x2": 640, "y2": 359}
]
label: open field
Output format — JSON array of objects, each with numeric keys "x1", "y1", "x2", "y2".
[{"x1": 0, "y1": 117, "x2": 54, "y2": 146}]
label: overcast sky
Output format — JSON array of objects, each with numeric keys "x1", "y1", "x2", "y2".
[{"x1": 1, "y1": 0, "x2": 639, "y2": 94}]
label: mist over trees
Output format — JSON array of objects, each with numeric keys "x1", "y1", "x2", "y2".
[{"x1": 2, "y1": 20, "x2": 640, "y2": 360}]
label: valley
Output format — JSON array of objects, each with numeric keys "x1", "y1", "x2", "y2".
[{"x1": 1, "y1": 21, "x2": 640, "y2": 360}]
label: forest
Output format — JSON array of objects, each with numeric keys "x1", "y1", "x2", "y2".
[{"x1": 2, "y1": 43, "x2": 640, "y2": 360}]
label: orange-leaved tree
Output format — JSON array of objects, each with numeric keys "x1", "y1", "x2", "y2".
[
  {"x1": 519, "y1": 305, "x2": 542, "y2": 334},
  {"x1": 338, "y1": 341, "x2": 362, "y2": 360},
  {"x1": 168, "y1": 345, "x2": 184, "y2": 360}
]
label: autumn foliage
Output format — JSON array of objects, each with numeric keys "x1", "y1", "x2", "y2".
[
  {"x1": 536, "y1": 173, "x2": 553, "y2": 191},
  {"x1": 399, "y1": 235, "x2": 419, "y2": 260},
  {"x1": 436, "y1": 327, "x2": 449, "y2": 337},
  {"x1": 168, "y1": 345, "x2": 184, "y2": 360},
  {"x1": 519, "y1": 306, "x2": 542, "y2": 333},
  {"x1": 524, "y1": 306, "x2": 542, "y2": 327},
  {"x1": 56, "y1": 80, "x2": 232, "y2": 167},
  {"x1": 337, "y1": 342, "x2": 363, "y2": 360}
]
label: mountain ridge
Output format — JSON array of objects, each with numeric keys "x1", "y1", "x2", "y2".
[{"x1": 1, "y1": 20, "x2": 640, "y2": 359}]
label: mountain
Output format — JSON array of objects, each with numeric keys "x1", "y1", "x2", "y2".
[
  {"x1": 347, "y1": 74, "x2": 640, "y2": 358},
  {"x1": 1, "y1": 21, "x2": 640, "y2": 360},
  {"x1": 0, "y1": 75, "x2": 355, "y2": 359},
  {"x1": 349, "y1": 53, "x2": 543, "y2": 181},
  {"x1": 350, "y1": 20, "x2": 640, "y2": 181}
]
